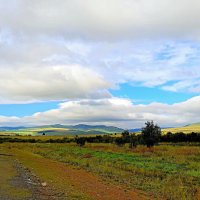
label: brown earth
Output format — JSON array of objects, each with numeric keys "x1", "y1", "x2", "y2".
[
  {"x1": 1, "y1": 145, "x2": 151, "y2": 200},
  {"x1": 0, "y1": 149, "x2": 64, "y2": 200}
]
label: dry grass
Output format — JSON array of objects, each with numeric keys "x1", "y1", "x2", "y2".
[
  {"x1": 0, "y1": 147, "x2": 31, "y2": 199},
  {"x1": 162, "y1": 124, "x2": 200, "y2": 134},
  {"x1": 2, "y1": 142, "x2": 200, "y2": 199},
  {"x1": 1, "y1": 144, "x2": 148, "y2": 200}
]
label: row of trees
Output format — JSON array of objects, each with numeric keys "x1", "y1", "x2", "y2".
[
  {"x1": 161, "y1": 131, "x2": 200, "y2": 142},
  {"x1": 75, "y1": 121, "x2": 161, "y2": 148},
  {"x1": 1, "y1": 121, "x2": 200, "y2": 146},
  {"x1": 75, "y1": 121, "x2": 200, "y2": 147},
  {"x1": 114, "y1": 121, "x2": 161, "y2": 148}
]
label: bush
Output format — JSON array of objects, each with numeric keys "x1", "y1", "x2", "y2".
[
  {"x1": 75, "y1": 137, "x2": 86, "y2": 146},
  {"x1": 115, "y1": 137, "x2": 126, "y2": 146}
]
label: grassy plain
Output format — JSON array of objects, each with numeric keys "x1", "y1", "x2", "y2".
[
  {"x1": 1, "y1": 142, "x2": 200, "y2": 200},
  {"x1": 1, "y1": 143, "x2": 147, "y2": 200},
  {"x1": 0, "y1": 127, "x2": 70, "y2": 136},
  {"x1": 162, "y1": 123, "x2": 200, "y2": 134}
]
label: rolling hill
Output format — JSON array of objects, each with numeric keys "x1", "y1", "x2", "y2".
[
  {"x1": 0, "y1": 124, "x2": 124, "y2": 136},
  {"x1": 162, "y1": 122, "x2": 200, "y2": 134},
  {"x1": 2, "y1": 122, "x2": 200, "y2": 136}
]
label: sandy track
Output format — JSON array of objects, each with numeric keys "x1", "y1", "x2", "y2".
[
  {"x1": 0, "y1": 144, "x2": 151, "y2": 200},
  {"x1": 11, "y1": 148, "x2": 150, "y2": 200},
  {"x1": 0, "y1": 149, "x2": 65, "y2": 200}
]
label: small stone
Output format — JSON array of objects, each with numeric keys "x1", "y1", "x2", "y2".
[{"x1": 41, "y1": 182, "x2": 47, "y2": 187}]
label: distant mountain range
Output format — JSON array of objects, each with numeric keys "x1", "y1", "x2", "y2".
[
  {"x1": 51, "y1": 124, "x2": 125, "y2": 132},
  {"x1": 129, "y1": 128, "x2": 141, "y2": 132},
  {"x1": 1, "y1": 122, "x2": 199, "y2": 136},
  {"x1": 0, "y1": 123, "x2": 142, "y2": 135},
  {"x1": 0, "y1": 126, "x2": 26, "y2": 131},
  {"x1": 0, "y1": 124, "x2": 125, "y2": 136},
  {"x1": 184, "y1": 122, "x2": 200, "y2": 127}
]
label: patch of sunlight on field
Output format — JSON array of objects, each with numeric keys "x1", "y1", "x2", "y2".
[
  {"x1": 0, "y1": 127, "x2": 70, "y2": 136},
  {"x1": 26, "y1": 127, "x2": 69, "y2": 132},
  {"x1": 163, "y1": 125, "x2": 200, "y2": 134}
]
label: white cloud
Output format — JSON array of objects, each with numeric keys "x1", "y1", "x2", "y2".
[
  {"x1": 0, "y1": 0, "x2": 200, "y2": 131},
  {"x1": 88, "y1": 41, "x2": 200, "y2": 90},
  {"x1": 0, "y1": 1, "x2": 200, "y2": 101},
  {"x1": 0, "y1": 65, "x2": 110, "y2": 102},
  {"x1": 0, "y1": 96, "x2": 200, "y2": 128},
  {"x1": 0, "y1": 37, "x2": 200, "y2": 102},
  {"x1": 1, "y1": 0, "x2": 200, "y2": 40},
  {"x1": 0, "y1": 116, "x2": 21, "y2": 126},
  {"x1": 162, "y1": 78, "x2": 200, "y2": 93}
]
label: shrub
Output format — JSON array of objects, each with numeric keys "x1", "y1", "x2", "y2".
[
  {"x1": 115, "y1": 137, "x2": 126, "y2": 146},
  {"x1": 75, "y1": 137, "x2": 86, "y2": 146}
]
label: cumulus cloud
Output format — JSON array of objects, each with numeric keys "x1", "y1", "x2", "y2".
[
  {"x1": 0, "y1": 96, "x2": 200, "y2": 128},
  {"x1": 1, "y1": 31, "x2": 200, "y2": 99},
  {"x1": 0, "y1": 65, "x2": 110, "y2": 102}
]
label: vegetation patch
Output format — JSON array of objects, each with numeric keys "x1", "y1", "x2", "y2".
[
  {"x1": 6, "y1": 142, "x2": 199, "y2": 200},
  {"x1": 0, "y1": 147, "x2": 31, "y2": 199}
]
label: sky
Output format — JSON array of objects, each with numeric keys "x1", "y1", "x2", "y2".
[{"x1": 0, "y1": 0, "x2": 200, "y2": 128}]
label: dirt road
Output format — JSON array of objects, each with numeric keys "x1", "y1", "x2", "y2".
[
  {"x1": 0, "y1": 145, "x2": 149, "y2": 200},
  {"x1": 0, "y1": 148, "x2": 65, "y2": 200}
]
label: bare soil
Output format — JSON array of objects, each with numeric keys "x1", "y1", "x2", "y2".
[
  {"x1": 0, "y1": 149, "x2": 65, "y2": 200},
  {"x1": 0, "y1": 145, "x2": 150, "y2": 200}
]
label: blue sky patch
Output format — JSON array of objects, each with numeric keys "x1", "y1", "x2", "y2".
[
  {"x1": 0, "y1": 101, "x2": 60, "y2": 117},
  {"x1": 110, "y1": 83, "x2": 195, "y2": 104}
]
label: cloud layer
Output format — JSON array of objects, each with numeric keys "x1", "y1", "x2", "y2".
[
  {"x1": 0, "y1": 1, "x2": 200, "y2": 102},
  {"x1": 0, "y1": 96, "x2": 200, "y2": 128},
  {"x1": 0, "y1": 1, "x2": 200, "y2": 127},
  {"x1": 1, "y1": 0, "x2": 200, "y2": 40}
]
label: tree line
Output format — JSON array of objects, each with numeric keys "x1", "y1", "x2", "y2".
[{"x1": 1, "y1": 121, "x2": 200, "y2": 147}]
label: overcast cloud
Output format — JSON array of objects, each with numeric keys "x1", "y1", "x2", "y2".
[{"x1": 1, "y1": 0, "x2": 200, "y2": 40}]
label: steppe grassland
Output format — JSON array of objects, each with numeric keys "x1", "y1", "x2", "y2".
[
  {"x1": 4, "y1": 142, "x2": 200, "y2": 200},
  {"x1": 163, "y1": 124, "x2": 200, "y2": 134}
]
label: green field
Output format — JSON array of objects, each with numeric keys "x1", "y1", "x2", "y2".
[
  {"x1": 1, "y1": 123, "x2": 200, "y2": 199},
  {"x1": 2, "y1": 142, "x2": 199, "y2": 200}
]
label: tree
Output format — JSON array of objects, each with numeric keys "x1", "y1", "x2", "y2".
[
  {"x1": 75, "y1": 136, "x2": 86, "y2": 146},
  {"x1": 115, "y1": 137, "x2": 126, "y2": 146},
  {"x1": 122, "y1": 130, "x2": 130, "y2": 138},
  {"x1": 141, "y1": 121, "x2": 161, "y2": 148},
  {"x1": 129, "y1": 133, "x2": 138, "y2": 148},
  {"x1": 121, "y1": 130, "x2": 130, "y2": 143}
]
